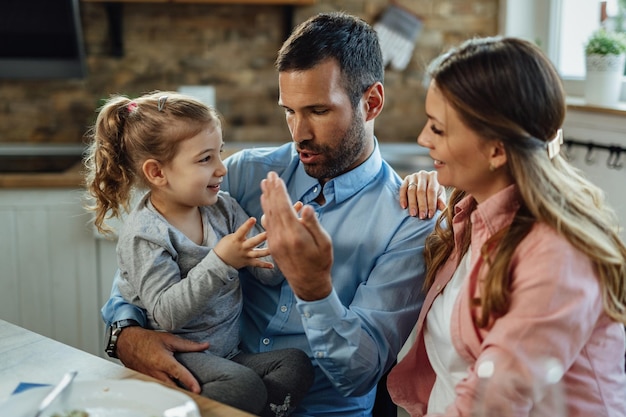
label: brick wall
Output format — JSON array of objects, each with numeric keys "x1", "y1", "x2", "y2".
[{"x1": 0, "y1": 0, "x2": 498, "y2": 146}]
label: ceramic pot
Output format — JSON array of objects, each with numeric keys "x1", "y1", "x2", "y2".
[{"x1": 584, "y1": 53, "x2": 626, "y2": 106}]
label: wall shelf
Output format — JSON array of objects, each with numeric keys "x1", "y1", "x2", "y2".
[
  {"x1": 82, "y1": 0, "x2": 315, "y2": 4},
  {"x1": 566, "y1": 96, "x2": 626, "y2": 118},
  {"x1": 82, "y1": 0, "x2": 312, "y2": 57}
]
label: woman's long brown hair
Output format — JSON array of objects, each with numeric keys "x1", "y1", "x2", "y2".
[{"x1": 422, "y1": 37, "x2": 626, "y2": 326}]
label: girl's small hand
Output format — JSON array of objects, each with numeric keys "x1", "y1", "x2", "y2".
[{"x1": 214, "y1": 217, "x2": 274, "y2": 269}]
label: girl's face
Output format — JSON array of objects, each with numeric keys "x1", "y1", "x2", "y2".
[
  {"x1": 417, "y1": 81, "x2": 511, "y2": 203},
  {"x1": 161, "y1": 124, "x2": 226, "y2": 208}
]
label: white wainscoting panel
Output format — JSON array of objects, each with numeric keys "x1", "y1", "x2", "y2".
[{"x1": 0, "y1": 189, "x2": 101, "y2": 356}]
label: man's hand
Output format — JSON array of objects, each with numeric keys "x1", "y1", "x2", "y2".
[
  {"x1": 399, "y1": 170, "x2": 447, "y2": 219},
  {"x1": 116, "y1": 326, "x2": 210, "y2": 393},
  {"x1": 260, "y1": 171, "x2": 333, "y2": 301}
]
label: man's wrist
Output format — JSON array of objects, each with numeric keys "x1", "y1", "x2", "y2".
[
  {"x1": 105, "y1": 319, "x2": 140, "y2": 358},
  {"x1": 292, "y1": 279, "x2": 333, "y2": 301}
]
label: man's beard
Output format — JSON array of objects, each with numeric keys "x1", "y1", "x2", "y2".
[{"x1": 300, "y1": 113, "x2": 366, "y2": 181}]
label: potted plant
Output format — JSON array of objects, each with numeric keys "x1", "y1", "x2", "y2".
[{"x1": 584, "y1": 28, "x2": 626, "y2": 106}]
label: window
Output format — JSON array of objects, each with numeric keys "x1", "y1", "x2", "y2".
[
  {"x1": 500, "y1": 0, "x2": 626, "y2": 101},
  {"x1": 554, "y1": 1, "x2": 601, "y2": 78}
]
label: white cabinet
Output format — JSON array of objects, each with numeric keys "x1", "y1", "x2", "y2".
[{"x1": 0, "y1": 188, "x2": 103, "y2": 356}]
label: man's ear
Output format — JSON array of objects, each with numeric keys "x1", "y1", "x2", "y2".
[
  {"x1": 489, "y1": 140, "x2": 508, "y2": 170},
  {"x1": 142, "y1": 159, "x2": 167, "y2": 186},
  {"x1": 363, "y1": 82, "x2": 384, "y2": 121}
]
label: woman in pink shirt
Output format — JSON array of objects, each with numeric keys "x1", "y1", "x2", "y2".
[{"x1": 388, "y1": 36, "x2": 626, "y2": 417}]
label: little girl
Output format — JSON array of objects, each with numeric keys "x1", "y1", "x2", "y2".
[{"x1": 84, "y1": 91, "x2": 313, "y2": 417}]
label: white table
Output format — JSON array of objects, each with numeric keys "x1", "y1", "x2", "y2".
[{"x1": 0, "y1": 319, "x2": 253, "y2": 416}]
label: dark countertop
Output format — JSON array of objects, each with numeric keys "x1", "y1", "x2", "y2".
[
  {"x1": 0, "y1": 143, "x2": 86, "y2": 189},
  {"x1": 0, "y1": 162, "x2": 84, "y2": 188},
  {"x1": 0, "y1": 142, "x2": 432, "y2": 189}
]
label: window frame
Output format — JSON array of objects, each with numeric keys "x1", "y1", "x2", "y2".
[{"x1": 499, "y1": 0, "x2": 626, "y2": 103}]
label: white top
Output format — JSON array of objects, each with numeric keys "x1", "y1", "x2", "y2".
[{"x1": 424, "y1": 248, "x2": 472, "y2": 414}]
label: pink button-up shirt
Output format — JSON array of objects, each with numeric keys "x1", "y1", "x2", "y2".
[{"x1": 388, "y1": 185, "x2": 626, "y2": 417}]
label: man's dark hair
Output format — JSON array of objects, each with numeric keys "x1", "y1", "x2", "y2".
[{"x1": 276, "y1": 12, "x2": 384, "y2": 109}]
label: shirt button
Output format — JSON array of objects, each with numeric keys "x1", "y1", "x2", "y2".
[
  {"x1": 262, "y1": 338, "x2": 270, "y2": 345},
  {"x1": 280, "y1": 305, "x2": 288, "y2": 313},
  {"x1": 314, "y1": 186, "x2": 318, "y2": 193},
  {"x1": 315, "y1": 351, "x2": 324, "y2": 358},
  {"x1": 303, "y1": 311, "x2": 311, "y2": 319}
]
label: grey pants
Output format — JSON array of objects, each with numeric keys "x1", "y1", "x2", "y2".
[{"x1": 175, "y1": 348, "x2": 314, "y2": 417}]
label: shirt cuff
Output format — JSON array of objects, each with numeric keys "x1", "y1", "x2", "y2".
[
  {"x1": 110, "y1": 303, "x2": 146, "y2": 328},
  {"x1": 295, "y1": 288, "x2": 346, "y2": 329}
]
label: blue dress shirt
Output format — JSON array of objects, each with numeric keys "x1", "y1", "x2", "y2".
[{"x1": 102, "y1": 141, "x2": 435, "y2": 416}]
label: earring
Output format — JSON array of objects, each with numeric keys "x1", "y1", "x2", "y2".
[{"x1": 489, "y1": 162, "x2": 496, "y2": 172}]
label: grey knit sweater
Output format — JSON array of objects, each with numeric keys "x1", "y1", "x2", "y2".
[{"x1": 117, "y1": 191, "x2": 282, "y2": 359}]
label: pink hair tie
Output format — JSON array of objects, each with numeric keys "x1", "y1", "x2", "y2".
[{"x1": 127, "y1": 101, "x2": 138, "y2": 112}]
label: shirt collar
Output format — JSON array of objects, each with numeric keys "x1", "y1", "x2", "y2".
[
  {"x1": 451, "y1": 184, "x2": 521, "y2": 261},
  {"x1": 470, "y1": 184, "x2": 521, "y2": 233},
  {"x1": 292, "y1": 139, "x2": 383, "y2": 205},
  {"x1": 453, "y1": 184, "x2": 521, "y2": 235}
]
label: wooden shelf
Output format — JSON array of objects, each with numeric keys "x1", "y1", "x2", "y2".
[
  {"x1": 566, "y1": 96, "x2": 626, "y2": 117},
  {"x1": 82, "y1": 0, "x2": 311, "y2": 57},
  {"x1": 82, "y1": 0, "x2": 315, "y2": 4}
]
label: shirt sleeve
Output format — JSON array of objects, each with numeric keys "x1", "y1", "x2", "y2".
[
  {"x1": 296, "y1": 216, "x2": 432, "y2": 397},
  {"x1": 100, "y1": 269, "x2": 146, "y2": 327},
  {"x1": 100, "y1": 190, "x2": 281, "y2": 328},
  {"x1": 117, "y1": 227, "x2": 240, "y2": 331},
  {"x1": 102, "y1": 248, "x2": 238, "y2": 331}
]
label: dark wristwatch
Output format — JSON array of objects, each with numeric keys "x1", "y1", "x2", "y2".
[{"x1": 105, "y1": 319, "x2": 140, "y2": 358}]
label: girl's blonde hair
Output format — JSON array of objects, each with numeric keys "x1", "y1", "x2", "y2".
[
  {"x1": 84, "y1": 91, "x2": 222, "y2": 235},
  {"x1": 423, "y1": 37, "x2": 626, "y2": 326}
]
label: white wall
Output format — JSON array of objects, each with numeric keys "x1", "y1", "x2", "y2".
[
  {"x1": 499, "y1": 0, "x2": 553, "y2": 52},
  {"x1": 563, "y1": 107, "x2": 626, "y2": 239}
]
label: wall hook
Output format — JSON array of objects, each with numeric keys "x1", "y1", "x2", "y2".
[
  {"x1": 584, "y1": 143, "x2": 595, "y2": 165},
  {"x1": 607, "y1": 148, "x2": 623, "y2": 170},
  {"x1": 563, "y1": 137, "x2": 626, "y2": 169},
  {"x1": 564, "y1": 140, "x2": 575, "y2": 161}
]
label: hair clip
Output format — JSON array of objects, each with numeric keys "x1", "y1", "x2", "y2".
[
  {"x1": 157, "y1": 95, "x2": 168, "y2": 112},
  {"x1": 546, "y1": 129, "x2": 563, "y2": 160},
  {"x1": 127, "y1": 101, "x2": 138, "y2": 112}
]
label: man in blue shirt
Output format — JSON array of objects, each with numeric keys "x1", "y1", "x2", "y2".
[{"x1": 102, "y1": 12, "x2": 440, "y2": 416}]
